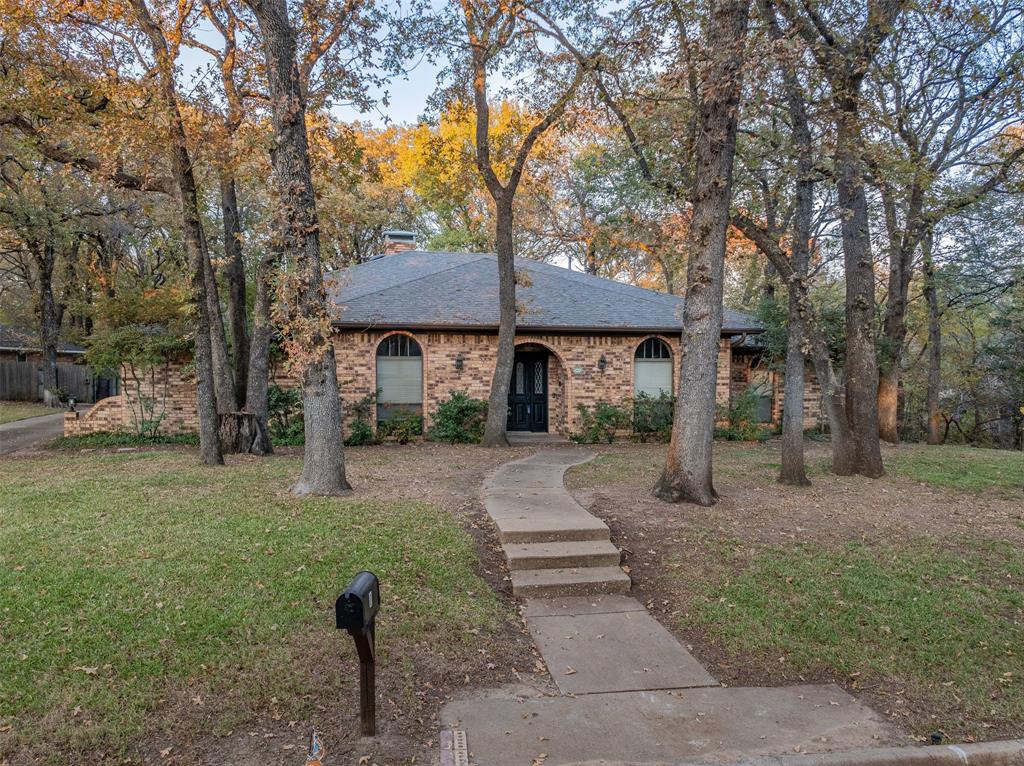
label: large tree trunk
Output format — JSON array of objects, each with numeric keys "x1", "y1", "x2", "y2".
[
  {"x1": 244, "y1": 250, "x2": 277, "y2": 453},
  {"x1": 833, "y1": 98, "x2": 884, "y2": 478},
  {"x1": 246, "y1": 0, "x2": 350, "y2": 495},
  {"x1": 221, "y1": 175, "x2": 250, "y2": 406},
  {"x1": 203, "y1": 244, "x2": 237, "y2": 413},
  {"x1": 779, "y1": 286, "x2": 809, "y2": 485},
  {"x1": 129, "y1": 0, "x2": 222, "y2": 466},
  {"x1": 483, "y1": 197, "x2": 515, "y2": 447},
  {"x1": 654, "y1": 0, "x2": 751, "y2": 506},
  {"x1": 922, "y1": 231, "x2": 943, "y2": 445},
  {"x1": 36, "y1": 243, "x2": 62, "y2": 404}
]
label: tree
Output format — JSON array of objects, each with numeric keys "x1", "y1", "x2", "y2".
[
  {"x1": 242, "y1": 0, "x2": 352, "y2": 494},
  {"x1": 126, "y1": 0, "x2": 224, "y2": 465},
  {"x1": 453, "y1": 0, "x2": 585, "y2": 447},
  {"x1": 652, "y1": 0, "x2": 752, "y2": 504},
  {"x1": 868, "y1": 1, "x2": 1024, "y2": 443},
  {"x1": 772, "y1": 0, "x2": 907, "y2": 478}
]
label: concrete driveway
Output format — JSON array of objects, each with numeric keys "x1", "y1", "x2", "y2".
[{"x1": 0, "y1": 411, "x2": 67, "y2": 454}]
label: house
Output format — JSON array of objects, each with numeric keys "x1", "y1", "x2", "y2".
[
  {"x1": 65, "y1": 234, "x2": 822, "y2": 438},
  {"x1": 0, "y1": 324, "x2": 86, "y2": 364},
  {"x1": 329, "y1": 234, "x2": 821, "y2": 437}
]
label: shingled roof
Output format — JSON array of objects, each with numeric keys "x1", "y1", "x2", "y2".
[
  {"x1": 328, "y1": 251, "x2": 762, "y2": 335},
  {"x1": 0, "y1": 324, "x2": 85, "y2": 354}
]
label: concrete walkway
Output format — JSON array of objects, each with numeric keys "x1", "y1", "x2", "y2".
[
  {"x1": 0, "y1": 411, "x2": 66, "y2": 454},
  {"x1": 441, "y1": 449, "x2": 905, "y2": 765}
]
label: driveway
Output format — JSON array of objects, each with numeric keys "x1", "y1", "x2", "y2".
[{"x1": 0, "y1": 411, "x2": 67, "y2": 454}]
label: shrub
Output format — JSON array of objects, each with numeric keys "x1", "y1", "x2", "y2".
[
  {"x1": 716, "y1": 388, "x2": 773, "y2": 441},
  {"x1": 344, "y1": 391, "x2": 378, "y2": 446},
  {"x1": 632, "y1": 392, "x2": 674, "y2": 442},
  {"x1": 267, "y1": 385, "x2": 304, "y2": 446},
  {"x1": 571, "y1": 400, "x2": 631, "y2": 443},
  {"x1": 377, "y1": 409, "x2": 423, "y2": 444},
  {"x1": 429, "y1": 392, "x2": 488, "y2": 443}
]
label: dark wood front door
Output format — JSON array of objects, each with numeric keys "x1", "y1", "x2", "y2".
[{"x1": 507, "y1": 352, "x2": 548, "y2": 432}]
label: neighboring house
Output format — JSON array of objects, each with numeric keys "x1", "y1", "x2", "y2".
[
  {"x1": 66, "y1": 234, "x2": 822, "y2": 438},
  {"x1": 0, "y1": 324, "x2": 86, "y2": 364}
]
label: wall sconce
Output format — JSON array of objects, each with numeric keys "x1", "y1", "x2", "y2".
[
  {"x1": 597, "y1": 354, "x2": 607, "y2": 373},
  {"x1": 454, "y1": 353, "x2": 465, "y2": 372}
]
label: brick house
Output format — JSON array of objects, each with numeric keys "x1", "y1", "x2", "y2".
[
  {"x1": 329, "y1": 237, "x2": 820, "y2": 437},
  {"x1": 66, "y1": 237, "x2": 822, "y2": 438}
]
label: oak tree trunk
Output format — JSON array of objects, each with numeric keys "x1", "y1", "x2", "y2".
[
  {"x1": 245, "y1": 0, "x2": 350, "y2": 495},
  {"x1": 203, "y1": 243, "x2": 238, "y2": 413},
  {"x1": 922, "y1": 232, "x2": 943, "y2": 445},
  {"x1": 244, "y1": 250, "x2": 277, "y2": 453},
  {"x1": 483, "y1": 197, "x2": 515, "y2": 447},
  {"x1": 221, "y1": 175, "x2": 250, "y2": 407},
  {"x1": 36, "y1": 243, "x2": 62, "y2": 403},
  {"x1": 654, "y1": 0, "x2": 751, "y2": 506},
  {"x1": 834, "y1": 101, "x2": 884, "y2": 478},
  {"x1": 129, "y1": 0, "x2": 222, "y2": 466}
]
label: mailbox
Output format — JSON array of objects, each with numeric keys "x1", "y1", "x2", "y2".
[
  {"x1": 336, "y1": 571, "x2": 380, "y2": 737},
  {"x1": 335, "y1": 571, "x2": 380, "y2": 631}
]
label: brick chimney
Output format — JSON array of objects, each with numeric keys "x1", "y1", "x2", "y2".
[{"x1": 382, "y1": 230, "x2": 417, "y2": 255}]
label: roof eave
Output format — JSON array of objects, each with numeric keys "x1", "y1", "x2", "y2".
[{"x1": 332, "y1": 320, "x2": 765, "y2": 336}]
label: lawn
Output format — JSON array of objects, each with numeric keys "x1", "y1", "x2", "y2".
[
  {"x1": 0, "y1": 445, "x2": 534, "y2": 765},
  {"x1": 0, "y1": 401, "x2": 58, "y2": 425},
  {"x1": 566, "y1": 441, "x2": 1024, "y2": 742}
]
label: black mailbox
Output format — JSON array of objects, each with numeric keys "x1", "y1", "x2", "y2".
[
  {"x1": 335, "y1": 571, "x2": 380, "y2": 631},
  {"x1": 336, "y1": 571, "x2": 380, "y2": 737}
]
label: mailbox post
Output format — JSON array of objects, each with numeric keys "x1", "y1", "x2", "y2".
[{"x1": 336, "y1": 571, "x2": 380, "y2": 737}]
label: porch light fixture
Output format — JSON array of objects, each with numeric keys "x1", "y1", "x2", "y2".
[
  {"x1": 597, "y1": 354, "x2": 607, "y2": 372},
  {"x1": 454, "y1": 353, "x2": 465, "y2": 371}
]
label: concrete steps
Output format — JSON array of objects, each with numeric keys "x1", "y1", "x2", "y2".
[
  {"x1": 486, "y1": 451, "x2": 632, "y2": 600},
  {"x1": 504, "y1": 540, "x2": 621, "y2": 570},
  {"x1": 510, "y1": 566, "x2": 632, "y2": 598}
]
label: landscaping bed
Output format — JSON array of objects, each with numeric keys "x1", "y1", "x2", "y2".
[
  {"x1": 566, "y1": 441, "x2": 1024, "y2": 743},
  {"x1": 0, "y1": 443, "x2": 537, "y2": 765}
]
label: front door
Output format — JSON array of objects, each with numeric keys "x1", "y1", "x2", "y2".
[{"x1": 507, "y1": 352, "x2": 548, "y2": 432}]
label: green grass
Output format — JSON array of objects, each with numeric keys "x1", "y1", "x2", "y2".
[
  {"x1": 0, "y1": 401, "x2": 58, "y2": 424},
  {"x1": 886, "y1": 444, "x2": 1024, "y2": 495},
  {"x1": 0, "y1": 452, "x2": 504, "y2": 760},
  {"x1": 690, "y1": 540, "x2": 1024, "y2": 738}
]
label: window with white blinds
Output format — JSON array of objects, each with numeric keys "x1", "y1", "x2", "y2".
[
  {"x1": 634, "y1": 338, "x2": 673, "y2": 397},
  {"x1": 376, "y1": 335, "x2": 423, "y2": 420}
]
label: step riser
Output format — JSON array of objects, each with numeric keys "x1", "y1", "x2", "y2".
[
  {"x1": 513, "y1": 578, "x2": 631, "y2": 599},
  {"x1": 499, "y1": 528, "x2": 610, "y2": 544},
  {"x1": 507, "y1": 551, "x2": 621, "y2": 570}
]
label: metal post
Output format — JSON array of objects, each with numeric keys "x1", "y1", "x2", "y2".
[{"x1": 349, "y1": 622, "x2": 375, "y2": 736}]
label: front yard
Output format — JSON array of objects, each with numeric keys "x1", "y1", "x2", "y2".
[
  {"x1": 0, "y1": 401, "x2": 57, "y2": 425},
  {"x1": 566, "y1": 442, "x2": 1024, "y2": 743},
  {"x1": 0, "y1": 444, "x2": 536, "y2": 765}
]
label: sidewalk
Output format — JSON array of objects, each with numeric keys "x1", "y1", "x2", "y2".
[{"x1": 441, "y1": 450, "x2": 906, "y2": 766}]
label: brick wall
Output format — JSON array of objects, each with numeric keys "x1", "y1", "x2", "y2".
[
  {"x1": 66, "y1": 330, "x2": 816, "y2": 439},
  {"x1": 62, "y1": 362, "x2": 199, "y2": 437}
]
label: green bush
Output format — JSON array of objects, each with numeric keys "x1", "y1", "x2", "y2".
[
  {"x1": 377, "y1": 409, "x2": 423, "y2": 444},
  {"x1": 428, "y1": 392, "x2": 489, "y2": 443},
  {"x1": 571, "y1": 400, "x2": 631, "y2": 443},
  {"x1": 632, "y1": 392, "x2": 674, "y2": 442},
  {"x1": 715, "y1": 388, "x2": 773, "y2": 441},
  {"x1": 267, "y1": 385, "x2": 304, "y2": 446},
  {"x1": 344, "y1": 391, "x2": 378, "y2": 446}
]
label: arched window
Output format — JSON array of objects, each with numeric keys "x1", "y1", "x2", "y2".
[
  {"x1": 633, "y1": 338, "x2": 672, "y2": 397},
  {"x1": 376, "y1": 335, "x2": 423, "y2": 422}
]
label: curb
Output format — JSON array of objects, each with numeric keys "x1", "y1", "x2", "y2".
[{"x1": 565, "y1": 739, "x2": 1024, "y2": 766}]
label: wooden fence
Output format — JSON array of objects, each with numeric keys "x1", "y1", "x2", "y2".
[{"x1": 0, "y1": 361, "x2": 118, "y2": 403}]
